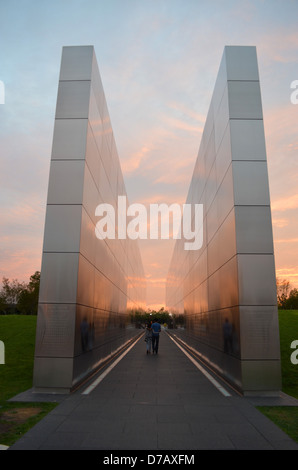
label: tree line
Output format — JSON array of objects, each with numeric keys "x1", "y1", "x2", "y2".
[
  {"x1": 0, "y1": 272, "x2": 297, "y2": 315},
  {"x1": 0, "y1": 271, "x2": 40, "y2": 315},
  {"x1": 276, "y1": 278, "x2": 298, "y2": 309},
  {"x1": 130, "y1": 307, "x2": 185, "y2": 329}
]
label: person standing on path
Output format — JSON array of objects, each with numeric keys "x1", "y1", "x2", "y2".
[
  {"x1": 151, "y1": 318, "x2": 161, "y2": 354},
  {"x1": 144, "y1": 322, "x2": 152, "y2": 354}
]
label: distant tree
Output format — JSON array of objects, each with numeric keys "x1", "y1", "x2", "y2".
[
  {"x1": 276, "y1": 278, "x2": 291, "y2": 309},
  {"x1": 18, "y1": 271, "x2": 40, "y2": 315},
  {"x1": 285, "y1": 288, "x2": 298, "y2": 310},
  {"x1": 130, "y1": 307, "x2": 172, "y2": 328},
  {"x1": 0, "y1": 271, "x2": 40, "y2": 315},
  {"x1": 0, "y1": 277, "x2": 25, "y2": 314}
]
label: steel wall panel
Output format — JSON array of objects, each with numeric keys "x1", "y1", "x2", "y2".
[
  {"x1": 241, "y1": 361, "x2": 282, "y2": 393},
  {"x1": 34, "y1": 303, "x2": 76, "y2": 357},
  {"x1": 224, "y1": 46, "x2": 259, "y2": 81},
  {"x1": 47, "y1": 160, "x2": 85, "y2": 205},
  {"x1": 85, "y1": 122, "x2": 102, "y2": 186},
  {"x1": 230, "y1": 119, "x2": 267, "y2": 161},
  {"x1": 34, "y1": 46, "x2": 145, "y2": 393},
  {"x1": 237, "y1": 254, "x2": 277, "y2": 306},
  {"x1": 239, "y1": 306, "x2": 281, "y2": 360},
  {"x1": 214, "y1": 84, "x2": 229, "y2": 153},
  {"x1": 216, "y1": 163, "x2": 234, "y2": 229},
  {"x1": 77, "y1": 254, "x2": 95, "y2": 308},
  {"x1": 80, "y1": 207, "x2": 96, "y2": 265},
  {"x1": 33, "y1": 357, "x2": 74, "y2": 392},
  {"x1": 233, "y1": 161, "x2": 270, "y2": 206},
  {"x1": 235, "y1": 206, "x2": 274, "y2": 254},
  {"x1": 59, "y1": 45, "x2": 94, "y2": 81},
  {"x1": 43, "y1": 205, "x2": 82, "y2": 253},
  {"x1": 51, "y1": 119, "x2": 88, "y2": 160},
  {"x1": 228, "y1": 81, "x2": 263, "y2": 119},
  {"x1": 166, "y1": 46, "x2": 281, "y2": 395},
  {"x1": 215, "y1": 122, "x2": 232, "y2": 187},
  {"x1": 38, "y1": 252, "x2": 79, "y2": 304},
  {"x1": 55, "y1": 80, "x2": 91, "y2": 119}
]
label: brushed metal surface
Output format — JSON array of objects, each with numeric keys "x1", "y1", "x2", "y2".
[
  {"x1": 239, "y1": 306, "x2": 281, "y2": 360},
  {"x1": 51, "y1": 118, "x2": 88, "y2": 160},
  {"x1": 59, "y1": 45, "x2": 94, "y2": 81},
  {"x1": 232, "y1": 161, "x2": 270, "y2": 206},
  {"x1": 224, "y1": 45, "x2": 259, "y2": 81},
  {"x1": 166, "y1": 45, "x2": 281, "y2": 395},
  {"x1": 34, "y1": 303, "x2": 76, "y2": 357},
  {"x1": 34, "y1": 46, "x2": 145, "y2": 393},
  {"x1": 55, "y1": 80, "x2": 91, "y2": 119},
  {"x1": 230, "y1": 119, "x2": 267, "y2": 161},
  {"x1": 38, "y1": 252, "x2": 79, "y2": 304},
  {"x1": 43, "y1": 205, "x2": 82, "y2": 253},
  {"x1": 228, "y1": 81, "x2": 263, "y2": 120},
  {"x1": 47, "y1": 160, "x2": 85, "y2": 205},
  {"x1": 235, "y1": 206, "x2": 274, "y2": 254},
  {"x1": 237, "y1": 254, "x2": 277, "y2": 306}
]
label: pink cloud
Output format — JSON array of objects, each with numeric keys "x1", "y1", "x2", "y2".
[
  {"x1": 275, "y1": 238, "x2": 298, "y2": 244},
  {"x1": 271, "y1": 194, "x2": 298, "y2": 212},
  {"x1": 272, "y1": 217, "x2": 289, "y2": 228},
  {"x1": 122, "y1": 146, "x2": 151, "y2": 174},
  {"x1": 258, "y1": 31, "x2": 298, "y2": 65}
]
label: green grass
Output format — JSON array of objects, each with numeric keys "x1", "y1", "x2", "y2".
[
  {"x1": 0, "y1": 315, "x2": 57, "y2": 446},
  {"x1": 257, "y1": 406, "x2": 298, "y2": 444},
  {"x1": 0, "y1": 315, "x2": 37, "y2": 401},
  {"x1": 277, "y1": 309, "x2": 298, "y2": 399},
  {"x1": 257, "y1": 309, "x2": 298, "y2": 444},
  {"x1": 0, "y1": 311, "x2": 298, "y2": 447},
  {"x1": 0, "y1": 401, "x2": 57, "y2": 446}
]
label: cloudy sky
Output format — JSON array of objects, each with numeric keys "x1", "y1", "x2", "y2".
[{"x1": 0, "y1": 0, "x2": 298, "y2": 309}]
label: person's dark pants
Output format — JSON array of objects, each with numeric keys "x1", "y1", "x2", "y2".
[{"x1": 152, "y1": 334, "x2": 160, "y2": 353}]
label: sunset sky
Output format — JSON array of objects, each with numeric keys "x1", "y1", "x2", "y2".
[{"x1": 0, "y1": 0, "x2": 297, "y2": 309}]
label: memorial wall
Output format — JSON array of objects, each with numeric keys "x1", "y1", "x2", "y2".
[
  {"x1": 166, "y1": 46, "x2": 282, "y2": 395},
  {"x1": 33, "y1": 46, "x2": 146, "y2": 393}
]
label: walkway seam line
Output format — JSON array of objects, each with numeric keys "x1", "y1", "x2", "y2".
[
  {"x1": 167, "y1": 334, "x2": 231, "y2": 397},
  {"x1": 81, "y1": 335, "x2": 143, "y2": 395}
]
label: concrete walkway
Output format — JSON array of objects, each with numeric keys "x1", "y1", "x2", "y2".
[{"x1": 8, "y1": 331, "x2": 298, "y2": 450}]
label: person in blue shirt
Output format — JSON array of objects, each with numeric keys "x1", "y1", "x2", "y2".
[{"x1": 151, "y1": 318, "x2": 161, "y2": 354}]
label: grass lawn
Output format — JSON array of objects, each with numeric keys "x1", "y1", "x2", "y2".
[
  {"x1": 0, "y1": 315, "x2": 57, "y2": 447},
  {"x1": 257, "y1": 406, "x2": 298, "y2": 444},
  {"x1": 276, "y1": 309, "x2": 298, "y2": 399},
  {"x1": 0, "y1": 311, "x2": 297, "y2": 447},
  {"x1": 257, "y1": 309, "x2": 298, "y2": 444}
]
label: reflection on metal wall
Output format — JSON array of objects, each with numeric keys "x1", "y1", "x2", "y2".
[
  {"x1": 166, "y1": 46, "x2": 281, "y2": 396},
  {"x1": 33, "y1": 46, "x2": 146, "y2": 393}
]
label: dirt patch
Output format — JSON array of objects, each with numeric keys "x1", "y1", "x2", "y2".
[
  {"x1": 1, "y1": 407, "x2": 43, "y2": 424},
  {"x1": 0, "y1": 406, "x2": 43, "y2": 438}
]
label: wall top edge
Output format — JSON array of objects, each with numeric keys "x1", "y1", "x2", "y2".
[
  {"x1": 62, "y1": 45, "x2": 95, "y2": 50},
  {"x1": 58, "y1": 79, "x2": 92, "y2": 82},
  {"x1": 224, "y1": 45, "x2": 257, "y2": 50}
]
